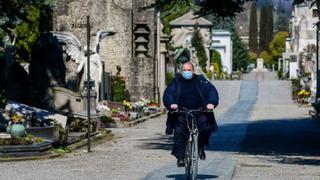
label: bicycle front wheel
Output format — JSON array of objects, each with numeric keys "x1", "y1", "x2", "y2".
[
  {"x1": 185, "y1": 140, "x2": 192, "y2": 179},
  {"x1": 191, "y1": 134, "x2": 199, "y2": 180}
]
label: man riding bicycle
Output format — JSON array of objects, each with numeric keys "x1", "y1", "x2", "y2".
[{"x1": 163, "y1": 62, "x2": 219, "y2": 167}]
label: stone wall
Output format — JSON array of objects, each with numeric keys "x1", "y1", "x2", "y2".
[
  {"x1": 128, "y1": 57, "x2": 155, "y2": 101},
  {"x1": 55, "y1": 0, "x2": 157, "y2": 101},
  {"x1": 55, "y1": 0, "x2": 132, "y2": 76}
]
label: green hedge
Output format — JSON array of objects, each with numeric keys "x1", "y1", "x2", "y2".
[{"x1": 111, "y1": 76, "x2": 129, "y2": 102}]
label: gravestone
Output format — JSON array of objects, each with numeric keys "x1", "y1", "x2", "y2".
[
  {"x1": 257, "y1": 58, "x2": 264, "y2": 70},
  {"x1": 5, "y1": 101, "x2": 67, "y2": 129}
]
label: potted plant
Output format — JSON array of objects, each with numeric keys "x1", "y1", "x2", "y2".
[
  {"x1": 111, "y1": 108, "x2": 119, "y2": 117},
  {"x1": 100, "y1": 115, "x2": 117, "y2": 128}
]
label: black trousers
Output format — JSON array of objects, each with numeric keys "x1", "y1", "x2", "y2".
[{"x1": 172, "y1": 113, "x2": 214, "y2": 159}]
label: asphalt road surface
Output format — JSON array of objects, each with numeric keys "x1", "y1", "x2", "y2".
[{"x1": 1, "y1": 72, "x2": 319, "y2": 180}]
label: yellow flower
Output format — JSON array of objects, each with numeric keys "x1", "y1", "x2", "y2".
[
  {"x1": 123, "y1": 100, "x2": 132, "y2": 110},
  {"x1": 298, "y1": 90, "x2": 305, "y2": 95},
  {"x1": 11, "y1": 113, "x2": 22, "y2": 123},
  {"x1": 298, "y1": 90, "x2": 310, "y2": 97}
]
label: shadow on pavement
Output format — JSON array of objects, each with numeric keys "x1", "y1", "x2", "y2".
[
  {"x1": 137, "y1": 133, "x2": 173, "y2": 151},
  {"x1": 274, "y1": 156, "x2": 320, "y2": 165},
  {"x1": 229, "y1": 117, "x2": 320, "y2": 166},
  {"x1": 239, "y1": 118, "x2": 320, "y2": 157},
  {"x1": 166, "y1": 174, "x2": 218, "y2": 180},
  {"x1": 138, "y1": 117, "x2": 320, "y2": 166}
]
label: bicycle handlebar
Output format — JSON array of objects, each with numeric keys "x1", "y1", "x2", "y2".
[{"x1": 170, "y1": 107, "x2": 213, "y2": 114}]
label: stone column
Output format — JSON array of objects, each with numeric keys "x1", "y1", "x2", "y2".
[
  {"x1": 278, "y1": 58, "x2": 282, "y2": 71},
  {"x1": 159, "y1": 34, "x2": 170, "y2": 108},
  {"x1": 81, "y1": 87, "x2": 100, "y2": 130},
  {"x1": 81, "y1": 88, "x2": 97, "y2": 115},
  {"x1": 205, "y1": 44, "x2": 211, "y2": 72}
]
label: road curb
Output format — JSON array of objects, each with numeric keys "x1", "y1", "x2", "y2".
[
  {"x1": 67, "y1": 130, "x2": 113, "y2": 151},
  {"x1": 121, "y1": 112, "x2": 164, "y2": 127},
  {"x1": 0, "y1": 152, "x2": 62, "y2": 162},
  {"x1": 0, "y1": 130, "x2": 113, "y2": 162}
]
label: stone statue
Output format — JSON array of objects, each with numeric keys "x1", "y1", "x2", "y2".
[
  {"x1": 116, "y1": 65, "x2": 121, "y2": 76},
  {"x1": 52, "y1": 29, "x2": 115, "y2": 105}
]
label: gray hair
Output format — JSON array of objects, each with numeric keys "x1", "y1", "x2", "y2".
[{"x1": 180, "y1": 61, "x2": 194, "y2": 71}]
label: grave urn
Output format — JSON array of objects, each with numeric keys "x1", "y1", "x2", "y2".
[{"x1": 7, "y1": 124, "x2": 26, "y2": 138}]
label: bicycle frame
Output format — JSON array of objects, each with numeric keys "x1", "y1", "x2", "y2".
[
  {"x1": 185, "y1": 115, "x2": 199, "y2": 180},
  {"x1": 174, "y1": 107, "x2": 205, "y2": 180}
]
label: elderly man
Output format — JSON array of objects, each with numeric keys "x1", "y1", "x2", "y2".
[{"x1": 163, "y1": 61, "x2": 219, "y2": 167}]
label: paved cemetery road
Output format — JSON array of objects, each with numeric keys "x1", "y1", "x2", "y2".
[
  {"x1": 1, "y1": 72, "x2": 320, "y2": 180},
  {"x1": 233, "y1": 72, "x2": 320, "y2": 179}
]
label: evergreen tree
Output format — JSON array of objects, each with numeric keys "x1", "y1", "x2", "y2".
[
  {"x1": 232, "y1": 31, "x2": 249, "y2": 71},
  {"x1": 159, "y1": 0, "x2": 191, "y2": 34},
  {"x1": 259, "y1": 4, "x2": 268, "y2": 51},
  {"x1": 211, "y1": 50, "x2": 222, "y2": 70},
  {"x1": 249, "y1": 1, "x2": 258, "y2": 53},
  {"x1": 265, "y1": 4, "x2": 274, "y2": 51},
  {"x1": 211, "y1": 50, "x2": 223, "y2": 78},
  {"x1": 275, "y1": 13, "x2": 289, "y2": 32},
  {"x1": 0, "y1": 0, "x2": 53, "y2": 62},
  {"x1": 191, "y1": 29, "x2": 208, "y2": 73},
  {"x1": 259, "y1": 2, "x2": 274, "y2": 52}
]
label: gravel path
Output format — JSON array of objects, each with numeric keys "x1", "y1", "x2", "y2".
[{"x1": 0, "y1": 115, "x2": 175, "y2": 180}]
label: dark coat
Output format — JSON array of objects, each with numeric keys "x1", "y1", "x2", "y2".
[{"x1": 163, "y1": 74, "x2": 219, "y2": 134}]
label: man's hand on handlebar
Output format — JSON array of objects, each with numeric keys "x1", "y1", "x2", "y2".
[
  {"x1": 206, "y1": 104, "x2": 215, "y2": 110},
  {"x1": 170, "y1": 104, "x2": 178, "y2": 110},
  {"x1": 170, "y1": 104, "x2": 214, "y2": 110}
]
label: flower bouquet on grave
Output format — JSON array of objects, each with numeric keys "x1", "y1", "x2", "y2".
[
  {"x1": 297, "y1": 89, "x2": 311, "y2": 104},
  {"x1": 147, "y1": 100, "x2": 159, "y2": 107},
  {"x1": 10, "y1": 113, "x2": 24, "y2": 124},
  {"x1": 123, "y1": 100, "x2": 132, "y2": 113},
  {"x1": 133, "y1": 98, "x2": 149, "y2": 113}
]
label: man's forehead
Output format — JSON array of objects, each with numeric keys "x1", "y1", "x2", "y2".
[{"x1": 182, "y1": 63, "x2": 192, "y2": 69}]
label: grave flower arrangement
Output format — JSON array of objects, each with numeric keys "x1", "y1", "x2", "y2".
[
  {"x1": 297, "y1": 89, "x2": 311, "y2": 104},
  {"x1": 111, "y1": 108, "x2": 119, "y2": 114},
  {"x1": 297, "y1": 89, "x2": 310, "y2": 98},
  {"x1": 133, "y1": 98, "x2": 150, "y2": 113},
  {"x1": 123, "y1": 100, "x2": 132, "y2": 112},
  {"x1": 11, "y1": 113, "x2": 24, "y2": 124}
]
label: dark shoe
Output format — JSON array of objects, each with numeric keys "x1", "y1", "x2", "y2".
[
  {"x1": 177, "y1": 158, "x2": 185, "y2": 167},
  {"x1": 199, "y1": 147, "x2": 206, "y2": 160}
]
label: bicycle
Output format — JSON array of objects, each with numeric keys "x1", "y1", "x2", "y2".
[{"x1": 171, "y1": 107, "x2": 212, "y2": 180}]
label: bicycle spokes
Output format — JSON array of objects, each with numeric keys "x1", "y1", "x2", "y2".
[{"x1": 185, "y1": 132, "x2": 199, "y2": 180}]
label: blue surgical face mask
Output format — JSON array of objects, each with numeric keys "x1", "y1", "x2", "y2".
[{"x1": 182, "y1": 71, "x2": 193, "y2": 80}]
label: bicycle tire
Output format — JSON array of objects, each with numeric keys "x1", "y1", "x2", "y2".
[
  {"x1": 185, "y1": 140, "x2": 192, "y2": 179},
  {"x1": 191, "y1": 133, "x2": 199, "y2": 180}
]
